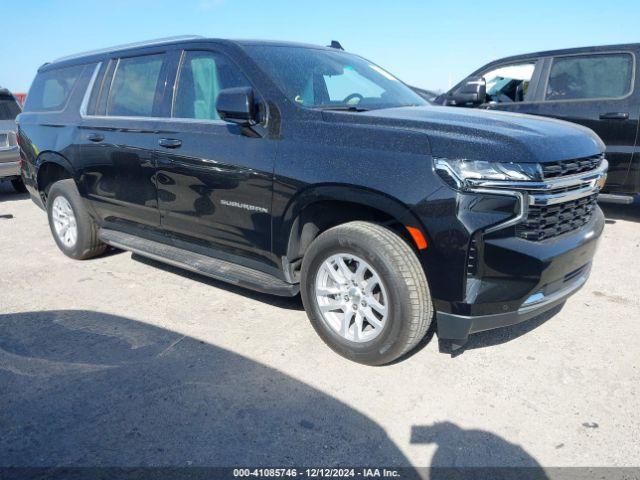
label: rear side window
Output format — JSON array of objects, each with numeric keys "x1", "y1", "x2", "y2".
[
  {"x1": 173, "y1": 51, "x2": 251, "y2": 121},
  {"x1": 546, "y1": 53, "x2": 633, "y2": 100},
  {"x1": 24, "y1": 64, "x2": 85, "y2": 112},
  {"x1": 0, "y1": 94, "x2": 21, "y2": 120},
  {"x1": 107, "y1": 54, "x2": 164, "y2": 117}
]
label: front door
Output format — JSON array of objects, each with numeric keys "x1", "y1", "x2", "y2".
[{"x1": 154, "y1": 50, "x2": 275, "y2": 262}]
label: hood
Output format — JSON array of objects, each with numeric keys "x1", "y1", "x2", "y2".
[{"x1": 322, "y1": 105, "x2": 604, "y2": 163}]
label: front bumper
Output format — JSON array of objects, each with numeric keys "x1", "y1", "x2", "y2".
[
  {"x1": 427, "y1": 159, "x2": 607, "y2": 343},
  {"x1": 435, "y1": 206, "x2": 604, "y2": 342},
  {"x1": 0, "y1": 146, "x2": 20, "y2": 179},
  {"x1": 437, "y1": 262, "x2": 591, "y2": 342}
]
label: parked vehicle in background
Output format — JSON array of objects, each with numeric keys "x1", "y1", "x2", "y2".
[
  {"x1": 410, "y1": 86, "x2": 439, "y2": 103},
  {"x1": 435, "y1": 43, "x2": 640, "y2": 204},
  {"x1": 0, "y1": 87, "x2": 25, "y2": 192},
  {"x1": 18, "y1": 37, "x2": 607, "y2": 364}
]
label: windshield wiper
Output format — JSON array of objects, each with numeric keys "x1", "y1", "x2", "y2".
[{"x1": 313, "y1": 105, "x2": 369, "y2": 112}]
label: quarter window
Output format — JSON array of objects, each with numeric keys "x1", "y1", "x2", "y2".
[
  {"x1": 24, "y1": 64, "x2": 85, "y2": 112},
  {"x1": 173, "y1": 51, "x2": 251, "y2": 121},
  {"x1": 107, "y1": 54, "x2": 164, "y2": 117},
  {"x1": 546, "y1": 54, "x2": 633, "y2": 100}
]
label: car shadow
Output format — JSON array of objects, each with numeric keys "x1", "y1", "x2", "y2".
[
  {"x1": 0, "y1": 182, "x2": 28, "y2": 203},
  {"x1": 600, "y1": 201, "x2": 640, "y2": 224},
  {"x1": 411, "y1": 422, "x2": 549, "y2": 479},
  {"x1": 131, "y1": 254, "x2": 304, "y2": 311},
  {"x1": 0, "y1": 310, "x2": 411, "y2": 471}
]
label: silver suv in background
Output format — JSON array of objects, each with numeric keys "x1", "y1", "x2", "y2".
[{"x1": 0, "y1": 87, "x2": 25, "y2": 193}]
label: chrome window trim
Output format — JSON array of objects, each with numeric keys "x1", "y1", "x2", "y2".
[
  {"x1": 79, "y1": 62, "x2": 102, "y2": 117},
  {"x1": 79, "y1": 113, "x2": 227, "y2": 125}
]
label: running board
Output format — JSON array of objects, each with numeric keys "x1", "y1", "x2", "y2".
[
  {"x1": 98, "y1": 229, "x2": 299, "y2": 297},
  {"x1": 598, "y1": 193, "x2": 635, "y2": 205}
]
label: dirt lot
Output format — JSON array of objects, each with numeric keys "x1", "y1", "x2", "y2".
[{"x1": 1, "y1": 181, "x2": 639, "y2": 471}]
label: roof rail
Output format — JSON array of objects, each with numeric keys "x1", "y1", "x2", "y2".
[{"x1": 52, "y1": 35, "x2": 204, "y2": 63}]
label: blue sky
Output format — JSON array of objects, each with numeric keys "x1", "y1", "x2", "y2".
[{"x1": 3, "y1": 0, "x2": 640, "y2": 93}]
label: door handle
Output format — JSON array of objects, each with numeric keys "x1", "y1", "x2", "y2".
[
  {"x1": 158, "y1": 138, "x2": 182, "y2": 149},
  {"x1": 86, "y1": 133, "x2": 104, "y2": 142},
  {"x1": 599, "y1": 112, "x2": 629, "y2": 120}
]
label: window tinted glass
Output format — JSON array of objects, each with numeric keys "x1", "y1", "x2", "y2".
[
  {"x1": 0, "y1": 95, "x2": 21, "y2": 120},
  {"x1": 24, "y1": 64, "x2": 85, "y2": 112},
  {"x1": 107, "y1": 54, "x2": 164, "y2": 117},
  {"x1": 546, "y1": 54, "x2": 633, "y2": 100},
  {"x1": 482, "y1": 63, "x2": 535, "y2": 103},
  {"x1": 173, "y1": 51, "x2": 251, "y2": 120},
  {"x1": 245, "y1": 46, "x2": 426, "y2": 110}
]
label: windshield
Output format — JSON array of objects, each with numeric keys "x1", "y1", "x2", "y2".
[
  {"x1": 244, "y1": 45, "x2": 427, "y2": 111},
  {"x1": 0, "y1": 95, "x2": 21, "y2": 120}
]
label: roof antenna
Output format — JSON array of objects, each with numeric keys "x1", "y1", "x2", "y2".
[{"x1": 328, "y1": 40, "x2": 344, "y2": 51}]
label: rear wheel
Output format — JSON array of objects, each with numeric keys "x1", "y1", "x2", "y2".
[
  {"x1": 11, "y1": 178, "x2": 26, "y2": 193},
  {"x1": 46, "y1": 179, "x2": 106, "y2": 260},
  {"x1": 300, "y1": 221, "x2": 433, "y2": 365}
]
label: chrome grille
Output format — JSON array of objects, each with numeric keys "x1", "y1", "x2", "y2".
[
  {"x1": 541, "y1": 154, "x2": 603, "y2": 179},
  {"x1": 516, "y1": 194, "x2": 598, "y2": 241},
  {"x1": 466, "y1": 157, "x2": 607, "y2": 239}
]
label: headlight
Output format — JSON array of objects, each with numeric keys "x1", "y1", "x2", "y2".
[{"x1": 435, "y1": 158, "x2": 542, "y2": 189}]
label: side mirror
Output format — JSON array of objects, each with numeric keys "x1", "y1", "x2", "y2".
[
  {"x1": 216, "y1": 87, "x2": 257, "y2": 126},
  {"x1": 449, "y1": 78, "x2": 487, "y2": 106}
]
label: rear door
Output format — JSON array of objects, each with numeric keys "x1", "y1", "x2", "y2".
[
  {"x1": 78, "y1": 50, "x2": 170, "y2": 228},
  {"x1": 524, "y1": 52, "x2": 639, "y2": 191},
  {"x1": 154, "y1": 48, "x2": 276, "y2": 261}
]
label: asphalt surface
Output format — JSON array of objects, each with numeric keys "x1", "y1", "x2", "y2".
[{"x1": 1, "y1": 181, "x2": 639, "y2": 471}]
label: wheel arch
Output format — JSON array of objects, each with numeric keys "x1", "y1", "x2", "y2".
[
  {"x1": 278, "y1": 184, "x2": 429, "y2": 282},
  {"x1": 35, "y1": 151, "x2": 75, "y2": 203}
]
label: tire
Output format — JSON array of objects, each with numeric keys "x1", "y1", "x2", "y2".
[
  {"x1": 46, "y1": 179, "x2": 106, "y2": 260},
  {"x1": 300, "y1": 221, "x2": 433, "y2": 365},
  {"x1": 11, "y1": 177, "x2": 27, "y2": 193}
]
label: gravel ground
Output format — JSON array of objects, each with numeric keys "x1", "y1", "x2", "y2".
[{"x1": 0, "y1": 181, "x2": 639, "y2": 471}]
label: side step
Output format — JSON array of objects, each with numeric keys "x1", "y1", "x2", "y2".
[
  {"x1": 99, "y1": 229, "x2": 299, "y2": 297},
  {"x1": 598, "y1": 193, "x2": 635, "y2": 205}
]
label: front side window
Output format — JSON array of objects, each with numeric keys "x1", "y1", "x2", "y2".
[
  {"x1": 173, "y1": 51, "x2": 252, "y2": 120},
  {"x1": 244, "y1": 45, "x2": 426, "y2": 111},
  {"x1": 24, "y1": 64, "x2": 85, "y2": 112},
  {"x1": 107, "y1": 54, "x2": 164, "y2": 117},
  {"x1": 546, "y1": 54, "x2": 633, "y2": 101},
  {"x1": 482, "y1": 62, "x2": 536, "y2": 103}
]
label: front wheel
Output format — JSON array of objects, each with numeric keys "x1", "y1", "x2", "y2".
[{"x1": 300, "y1": 221, "x2": 433, "y2": 365}]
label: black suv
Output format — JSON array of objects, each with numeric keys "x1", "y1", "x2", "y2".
[
  {"x1": 436, "y1": 43, "x2": 639, "y2": 203},
  {"x1": 18, "y1": 37, "x2": 607, "y2": 365}
]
